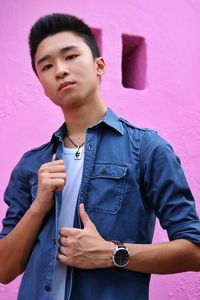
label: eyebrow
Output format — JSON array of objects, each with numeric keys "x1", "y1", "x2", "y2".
[{"x1": 36, "y1": 45, "x2": 79, "y2": 66}]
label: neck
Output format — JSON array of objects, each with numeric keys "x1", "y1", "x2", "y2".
[{"x1": 62, "y1": 99, "x2": 107, "y2": 136}]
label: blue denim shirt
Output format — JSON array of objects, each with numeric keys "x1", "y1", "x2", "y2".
[{"x1": 1, "y1": 109, "x2": 200, "y2": 300}]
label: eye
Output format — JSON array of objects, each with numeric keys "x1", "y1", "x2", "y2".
[
  {"x1": 42, "y1": 64, "x2": 52, "y2": 71},
  {"x1": 65, "y1": 54, "x2": 78, "y2": 61}
]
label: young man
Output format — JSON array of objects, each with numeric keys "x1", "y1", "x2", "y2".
[{"x1": 0, "y1": 13, "x2": 200, "y2": 300}]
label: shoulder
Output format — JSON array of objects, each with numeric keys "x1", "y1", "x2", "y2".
[
  {"x1": 119, "y1": 116, "x2": 176, "y2": 159},
  {"x1": 22, "y1": 140, "x2": 53, "y2": 161},
  {"x1": 139, "y1": 130, "x2": 180, "y2": 168},
  {"x1": 119, "y1": 116, "x2": 158, "y2": 142},
  {"x1": 23, "y1": 141, "x2": 53, "y2": 157},
  {"x1": 141, "y1": 130, "x2": 174, "y2": 154},
  {"x1": 11, "y1": 140, "x2": 54, "y2": 180},
  {"x1": 119, "y1": 116, "x2": 155, "y2": 134}
]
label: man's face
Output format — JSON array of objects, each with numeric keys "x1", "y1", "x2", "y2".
[{"x1": 35, "y1": 31, "x2": 105, "y2": 109}]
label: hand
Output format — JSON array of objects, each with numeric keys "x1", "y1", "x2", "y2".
[
  {"x1": 34, "y1": 154, "x2": 67, "y2": 213},
  {"x1": 58, "y1": 204, "x2": 114, "y2": 269}
]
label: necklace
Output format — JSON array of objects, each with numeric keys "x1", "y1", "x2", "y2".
[{"x1": 65, "y1": 135, "x2": 85, "y2": 160}]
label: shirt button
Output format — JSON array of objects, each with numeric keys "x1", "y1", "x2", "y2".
[
  {"x1": 45, "y1": 285, "x2": 51, "y2": 292},
  {"x1": 88, "y1": 145, "x2": 91, "y2": 151}
]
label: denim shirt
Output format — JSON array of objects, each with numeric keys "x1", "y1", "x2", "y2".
[{"x1": 1, "y1": 109, "x2": 200, "y2": 300}]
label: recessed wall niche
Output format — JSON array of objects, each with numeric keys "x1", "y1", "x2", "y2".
[{"x1": 122, "y1": 34, "x2": 146, "y2": 90}]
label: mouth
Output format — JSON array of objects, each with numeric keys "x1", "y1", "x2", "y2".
[{"x1": 58, "y1": 81, "x2": 75, "y2": 91}]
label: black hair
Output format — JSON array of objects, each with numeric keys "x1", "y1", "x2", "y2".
[{"x1": 28, "y1": 13, "x2": 100, "y2": 74}]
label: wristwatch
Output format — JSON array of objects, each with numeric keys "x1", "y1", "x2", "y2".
[{"x1": 111, "y1": 240, "x2": 130, "y2": 268}]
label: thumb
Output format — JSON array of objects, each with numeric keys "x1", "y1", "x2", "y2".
[
  {"x1": 79, "y1": 203, "x2": 95, "y2": 229},
  {"x1": 52, "y1": 153, "x2": 56, "y2": 161}
]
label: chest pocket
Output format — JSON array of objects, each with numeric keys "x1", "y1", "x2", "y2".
[{"x1": 86, "y1": 164, "x2": 128, "y2": 214}]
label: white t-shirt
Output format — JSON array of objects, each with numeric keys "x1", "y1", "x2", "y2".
[{"x1": 52, "y1": 146, "x2": 84, "y2": 300}]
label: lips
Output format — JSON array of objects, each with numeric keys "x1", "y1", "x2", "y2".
[{"x1": 58, "y1": 81, "x2": 75, "y2": 91}]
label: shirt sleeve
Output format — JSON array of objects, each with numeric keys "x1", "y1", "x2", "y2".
[
  {"x1": 0, "y1": 155, "x2": 32, "y2": 238},
  {"x1": 141, "y1": 130, "x2": 200, "y2": 244}
]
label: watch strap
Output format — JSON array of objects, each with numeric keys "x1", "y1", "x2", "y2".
[{"x1": 111, "y1": 240, "x2": 126, "y2": 249}]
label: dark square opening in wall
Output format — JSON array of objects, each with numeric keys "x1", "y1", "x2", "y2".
[
  {"x1": 122, "y1": 34, "x2": 146, "y2": 90},
  {"x1": 91, "y1": 28, "x2": 102, "y2": 54}
]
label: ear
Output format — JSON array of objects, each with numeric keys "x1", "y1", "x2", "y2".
[{"x1": 95, "y1": 57, "x2": 106, "y2": 76}]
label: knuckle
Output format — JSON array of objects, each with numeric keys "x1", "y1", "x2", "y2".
[{"x1": 38, "y1": 165, "x2": 47, "y2": 176}]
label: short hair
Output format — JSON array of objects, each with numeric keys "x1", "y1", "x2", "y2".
[{"x1": 28, "y1": 13, "x2": 100, "y2": 74}]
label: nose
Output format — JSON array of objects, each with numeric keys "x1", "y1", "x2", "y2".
[{"x1": 55, "y1": 63, "x2": 69, "y2": 80}]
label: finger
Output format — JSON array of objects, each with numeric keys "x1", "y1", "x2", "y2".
[
  {"x1": 41, "y1": 160, "x2": 65, "y2": 170},
  {"x1": 50, "y1": 178, "x2": 66, "y2": 191},
  {"x1": 57, "y1": 253, "x2": 68, "y2": 265},
  {"x1": 79, "y1": 203, "x2": 94, "y2": 229},
  {"x1": 48, "y1": 169, "x2": 67, "y2": 178},
  {"x1": 49, "y1": 160, "x2": 65, "y2": 166},
  {"x1": 39, "y1": 164, "x2": 66, "y2": 175},
  {"x1": 48, "y1": 166, "x2": 66, "y2": 173},
  {"x1": 59, "y1": 237, "x2": 68, "y2": 246},
  {"x1": 59, "y1": 246, "x2": 67, "y2": 256},
  {"x1": 50, "y1": 176, "x2": 66, "y2": 186},
  {"x1": 60, "y1": 227, "x2": 80, "y2": 237}
]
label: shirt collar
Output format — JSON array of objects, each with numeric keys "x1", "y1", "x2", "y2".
[
  {"x1": 100, "y1": 108, "x2": 124, "y2": 135},
  {"x1": 51, "y1": 123, "x2": 67, "y2": 142},
  {"x1": 51, "y1": 108, "x2": 123, "y2": 142}
]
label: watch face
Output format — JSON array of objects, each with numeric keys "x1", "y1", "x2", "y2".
[{"x1": 113, "y1": 248, "x2": 129, "y2": 268}]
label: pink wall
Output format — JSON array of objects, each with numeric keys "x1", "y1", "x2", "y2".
[{"x1": 0, "y1": 0, "x2": 200, "y2": 299}]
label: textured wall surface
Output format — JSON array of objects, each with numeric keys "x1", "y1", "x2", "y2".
[{"x1": 0, "y1": 0, "x2": 200, "y2": 299}]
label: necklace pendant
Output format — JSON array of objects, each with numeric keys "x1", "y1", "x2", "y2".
[{"x1": 74, "y1": 146, "x2": 83, "y2": 160}]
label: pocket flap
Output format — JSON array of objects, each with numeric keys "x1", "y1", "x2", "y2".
[{"x1": 92, "y1": 164, "x2": 127, "y2": 179}]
